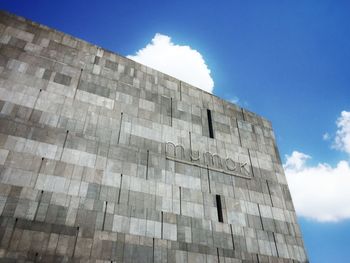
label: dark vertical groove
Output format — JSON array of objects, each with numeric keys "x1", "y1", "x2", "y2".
[
  {"x1": 102, "y1": 201, "x2": 108, "y2": 231},
  {"x1": 266, "y1": 181, "x2": 274, "y2": 207},
  {"x1": 37, "y1": 157, "x2": 44, "y2": 173},
  {"x1": 7, "y1": 218, "x2": 18, "y2": 249},
  {"x1": 179, "y1": 187, "x2": 182, "y2": 215},
  {"x1": 207, "y1": 167, "x2": 211, "y2": 193},
  {"x1": 34, "y1": 252, "x2": 39, "y2": 263},
  {"x1": 179, "y1": 81, "x2": 182, "y2": 101},
  {"x1": 28, "y1": 89, "x2": 42, "y2": 121},
  {"x1": 257, "y1": 204, "x2": 264, "y2": 231},
  {"x1": 241, "y1": 108, "x2": 246, "y2": 121},
  {"x1": 190, "y1": 219, "x2": 194, "y2": 246},
  {"x1": 230, "y1": 224, "x2": 235, "y2": 250},
  {"x1": 73, "y1": 68, "x2": 83, "y2": 100},
  {"x1": 256, "y1": 254, "x2": 260, "y2": 263},
  {"x1": 236, "y1": 119, "x2": 242, "y2": 147},
  {"x1": 216, "y1": 248, "x2": 220, "y2": 263},
  {"x1": 189, "y1": 131, "x2": 192, "y2": 151},
  {"x1": 105, "y1": 142, "x2": 111, "y2": 170},
  {"x1": 272, "y1": 232, "x2": 280, "y2": 257},
  {"x1": 60, "y1": 130, "x2": 69, "y2": 160},
  {"x1": 207, "y1": 109, "x2": 214, "y2": 138},
  {"x1": 126, "y1": 189, "x2": 130, "y2": 206},
  {"x1": 216, "y1": 195, "x2": 223, "y2": 223},
  {"x1": 117, "y1": 112, "x2": 123, "y2": 144},
  {"x1": 94, "y1": 140, "x2": 99, "y2": 168},
  {"x1": 161, "y1": 211, "x2": 164, "y2": 239},
  {"x1": 34, "y1": 157, "x2": 44, "y2": 187},
  {"x1": 33, "y1": 190, "x2": 44, "y2": 221},
  {"x1": 152, "y1": 238, "x2": 155, "y2": 262},
  {"x1": 247, "y1": 149, "x2": 254, "y2": 177},
  {"x1": 72, "y1": 226, "x2": 79, "y2": 258},
  {"x1": 117, "y1": 174, "x2": 123, "y2": 204},
  {"x1": 170, "y1": 97, "x2": 173, "y2": 127},
  {"x1": 146, "y1": 150, "x2": 149, "y2": 180}
]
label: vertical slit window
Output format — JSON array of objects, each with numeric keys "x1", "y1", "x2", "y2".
[
  {"x1": 216, "y1": 194, "x2": 223, "y2": 222},
  {"x1": 207, "y1": 109, "x2": 214, "y2": 138}
]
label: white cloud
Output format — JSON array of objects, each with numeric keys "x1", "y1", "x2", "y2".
[
  {"x1": 284, "y1": 151, "x2": 311, "y2": 171},
  {"x1": 322, "y1": 132, "x2": 330, "y2": 141},
  {"x1": 333, "y1": 111, "x2": 350, "y2": 154},
  {"x1": 284, "y1": 110, "x2": 350, "y2": 222},
  {"x1": 284, "y1": 151, "x2": 350, "y2": 222},
  {"x1": 230, "y1": 96, "x2": 240, "y2": 105},
  {"x1": 127, "y1": 33, "x2": 214, "y2": 93}
]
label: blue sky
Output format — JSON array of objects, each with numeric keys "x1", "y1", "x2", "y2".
[{"x1": 2, "y1": 1, "x2": 350, "y2": 262}]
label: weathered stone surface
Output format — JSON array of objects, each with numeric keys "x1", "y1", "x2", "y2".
[{"x1": 0, "y1": 11, "x2": 308, "y2": 262}]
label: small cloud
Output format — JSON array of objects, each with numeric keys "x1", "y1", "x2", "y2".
[
  {"x1": 333, "y1": 110, "x2": 350, "y2": 155},
  {"x1": 229, "y1": 96, "x2": 239, "y2": 105},
  {"x1": 284, "y1": 151, "x2": 311, "y2": 171},
  {"x1": 127, "y1": 33, "x2": 214, "y2": 93},
  {"x1": 323, "y1": 132, "x2": 330, "y2": 141},
  {"x1": 284, "y1": 151, "x2": 350, "y2": 222}
]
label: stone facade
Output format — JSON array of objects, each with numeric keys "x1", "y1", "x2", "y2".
[{"x1": 0, "y1": 11, "x2": 308, "y2": 262}]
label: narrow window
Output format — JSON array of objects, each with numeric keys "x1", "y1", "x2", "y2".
[
  {"x1": 207, "y1": 109, "x2": 214, "y2": 138},
  {"x1": 216, "y1": 194, "x2": 223, "y2": 222}
]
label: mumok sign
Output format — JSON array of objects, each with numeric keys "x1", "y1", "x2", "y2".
[{"x1": 165, "y1": 142, "x2": 251, "y2": 179}]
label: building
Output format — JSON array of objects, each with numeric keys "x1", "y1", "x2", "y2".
[{"x1": 0, "y1": 11, "x2": 308, "y2": 262}]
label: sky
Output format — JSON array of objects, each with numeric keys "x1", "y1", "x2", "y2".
[{"x1": 2, "y1": 0, "x2": 350, "y2": 262}]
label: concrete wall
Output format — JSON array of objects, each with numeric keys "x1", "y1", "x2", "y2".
[{"x1": 0, "y1": 11, "x2": 307, "y2": 262}]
